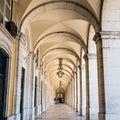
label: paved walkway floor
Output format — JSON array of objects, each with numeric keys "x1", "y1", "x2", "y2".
[{"x1": 35, "y1": 104, "x2": 86, "y2": 120}]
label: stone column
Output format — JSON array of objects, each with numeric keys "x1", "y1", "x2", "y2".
[
  {"x1": 83, "y1": 53, "x2": 90, "y2": 120},
  {"x1": 74, "y1": 73, "x2": 76, "y2": 110},
  {"x1": 81, "y1": 64, "x2": 86, "y2": 116},
  {"x1": 72, "y1": 77, "x2": 75, "y2": 109},
  {"x1": 88, "y1": 54, "x2": 98, "y2": 119},
  {"x1": 93, "y1": 32, "x2": 105, "y2": 120},
  {"x1": 75, "y1": 71, "x2": 78, "y2": 112},
  {"x1": 14, "y1": 35, "x2": 22, "y2": 120},
  {"x1": 27, "y1": 52, "x2": 35, "y2": 120},
  {"x1": 78, "y1": 65, "x2": 82, "y2": 116},
  {"x1": 37, "y1": 69, "x2": 41, "y2": 115}
]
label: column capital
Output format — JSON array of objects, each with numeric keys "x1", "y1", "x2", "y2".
[
  {"x1": 25, "y1": 52, "x2": 34, "y2": 61},
  {"x1": 83, "y1": 53, "x2": 88, "y2": 61},
  {"x1": 93, "y1": 32, "x2": 102, "y2": 44},
  {"x1": 17, "y1": 32, "x2": 26, "y2": 44},
  {"x1": 74, "y1": 71, "x2": 77, "y2": 75},
  {"x1": 77, "y1": 65, "x2": 81, "y2": 70},
  {"x1": 28, "y1": 52, "x2": 34, "y2": 57}
]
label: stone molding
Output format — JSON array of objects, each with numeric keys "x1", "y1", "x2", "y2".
[
  {"x1": 87, "y1": 53, "x2": 96, "y2": 59},
  {"x1": 100, "y1": 31, "x2": 120, "y2": 39},
  {"x1": 93, "y1": 31, "x2": 120, "y2": 44}
]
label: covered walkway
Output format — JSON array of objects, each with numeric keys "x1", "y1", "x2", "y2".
[
  {"x1": 35, "y1": 104, "x2": 85, "y2": 120},
  {"x1": 1, "y1": 0, "x2": 120, "y2": 120}
]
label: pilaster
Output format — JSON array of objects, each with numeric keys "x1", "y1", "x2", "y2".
[
  {"x1": 83, "y1": 53, "x2": 90, "y2": 120},
  {"x1": 100, "y1": 31, "x2": 120, "y2": 120},
  {"x1": 78, "y1": 65, "x2": 82, "y2": 116},
  {"x1": 75, "y1": 71, "x2": 79, "y2": 112},
  {"x1": 72, "y1": 77, "x2": 75, "y2": 110},
  {"x1": 93, "y1": 32, "x2": 105, "y2": 120}
]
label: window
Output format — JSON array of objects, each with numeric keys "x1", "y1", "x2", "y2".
[
  {"x1": 0, "y1": 0, "x2": 4, "y2": 12},
  {"x1": 0, "y1": 0, "x2": 12, "y2": 23}
]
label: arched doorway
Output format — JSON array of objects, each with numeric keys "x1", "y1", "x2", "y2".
[{"x1": 0, "y1": 48, "x2": 8, "y2": 119}]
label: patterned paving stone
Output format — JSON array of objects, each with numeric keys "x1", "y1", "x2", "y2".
[{"x1": 35, "y1": 104, "x2": 86, "y2": 120}]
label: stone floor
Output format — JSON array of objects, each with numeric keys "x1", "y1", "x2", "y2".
[{"x1": 35, "y1": 104, "x2": 86, "y2": 120}]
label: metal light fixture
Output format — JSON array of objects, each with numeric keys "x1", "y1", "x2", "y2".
[{"x1": 57, "y1": 58, "x2": 64, "y2": 78}]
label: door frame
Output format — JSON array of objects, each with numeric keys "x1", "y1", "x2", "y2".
[
  {"x1": 20, "y1": 67, "x2": 25, "y2": 120},
  {"x1": 0, "y1": 47, "x2": 10, "y2": 118}
]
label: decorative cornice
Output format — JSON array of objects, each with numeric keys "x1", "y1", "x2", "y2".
[
  {"x1": 100, "y1": 31, "x2": 120, "y2": 39},
  {"x1": 87, "y1": 53, "x2": 96, "y2": 59}
]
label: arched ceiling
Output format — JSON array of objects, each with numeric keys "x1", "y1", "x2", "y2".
[{"x1": 16, "y1": 0, "x2": 103, "y2": 93}]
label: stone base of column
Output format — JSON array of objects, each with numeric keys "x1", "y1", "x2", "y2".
[
  {"x1": 82, "y1": 106, "x2": 86, "y2": 116},
  {"x1": 86, "y1": 107, "x2": 90, "y2": 120},
  {"x1": 5, "y1": 113, "x2": 20, "y2": 120},
  {"x1": 29, "y1": 107, "x2": 35, "y2": 120},
  {"x1": 79, "y1": 105, "x2": 82, "y2": 116},
  {"x1": 72, "y1": 104, "x2": 75, "y2": 110},
  {"x1": 73, "y1": 107, "x2": 75, "y2": 110},
  {"x1": 37, "y1": 105, "x2": 41, "y2": 116},
  {"x1": 98, "y1": 112, "x2": 105, "y2": 120},
  {"x1": 89, "y1": 107, "x2": 98, "y2": 120},
  {"x1": 76, "y1": 103, "x2": 79, "y2": 112}
]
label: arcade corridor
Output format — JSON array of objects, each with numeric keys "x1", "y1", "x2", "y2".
[{"x1": 0, "y1": 0, "x2": 120, "y2": 120}]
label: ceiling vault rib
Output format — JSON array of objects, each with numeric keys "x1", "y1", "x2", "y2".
[
  {"x1": 41, "y1": 47, "x2": 79, "y2": 62},
  {"x1": 20, "y1": 1, "x2": 99, "y2": 32},
  {"x1": 34, "y1": 31, "x2": 87, "y2": 51},
  {"x1": 46, "y1": 64, "x2": 74, "y2": 75}
]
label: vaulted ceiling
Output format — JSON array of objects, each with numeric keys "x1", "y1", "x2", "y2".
[{"x1": 14, "y1": 0, "x2": 103, "y2": 92}]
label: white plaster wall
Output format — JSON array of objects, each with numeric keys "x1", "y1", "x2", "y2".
[
  {"x1": 102, "y1": 0, "x2": 120, "y2": 31},
  {"x1": 102, "y1": 1, "x2": 120, "y2": 119},
  {"x1": 102, "y1": 33, "x2": 120, "y2": 120}
]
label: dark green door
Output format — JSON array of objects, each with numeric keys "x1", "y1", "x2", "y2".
[
  {"x1": 0, "y1": 49, "x2": 8, "y2": 119},
  {"x1": 20, "y1": 67, "x2": 25, "y2": 120}
]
